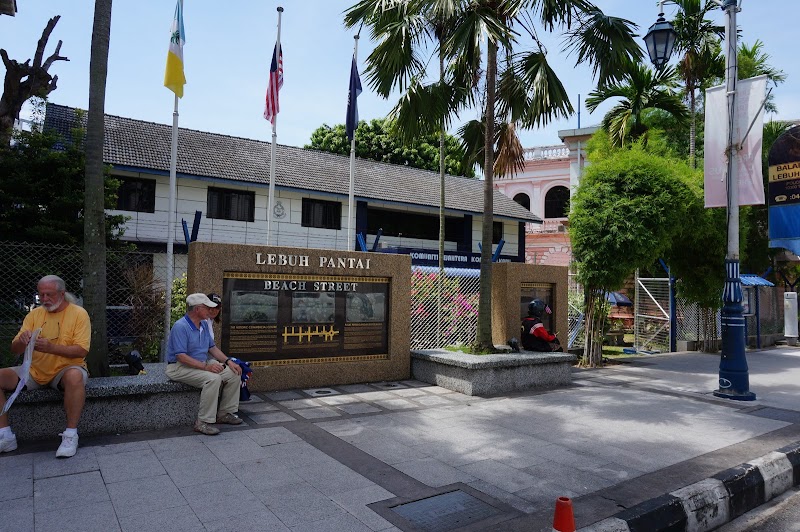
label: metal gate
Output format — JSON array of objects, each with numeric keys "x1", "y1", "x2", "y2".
[{"x1": 634, "y1": 272, "x2": 671, "y2": 353}]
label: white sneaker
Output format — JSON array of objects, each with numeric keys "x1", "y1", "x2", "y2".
[
  {"x1": 56, "y1": 432, "x2": 79, "y2": 458},
  {"x1": 0, "y1": 433, "x2": 17, "y2": 453}
]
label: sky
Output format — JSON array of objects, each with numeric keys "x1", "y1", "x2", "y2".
[{"x1": 2, "y1": 1, "x2": 799, "y2": 151}]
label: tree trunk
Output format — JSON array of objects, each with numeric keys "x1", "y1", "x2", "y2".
[
  {"x1": 689, "y1": 88, "x2": 696, "y2": 169},
  {"x1": 83, "y1": 0, "x2": 112, "y2": 377},
  {"x1": 0, "y1": 16, "x2": 68, "y2": 146},
  {"x1": 476, "y1": 39, "x2": 497, "y2": 350},
  {"x1": 582, "y1": 290, "x2": 605, "y2": 367}
]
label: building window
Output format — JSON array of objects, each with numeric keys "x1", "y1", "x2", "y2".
[
  {"x1": 513, "y1": 193, "x2": 531, "y2": 211},
  {"x1": 207, "y1": 187, "x2": 254, "y2": 222},
  {"x1": 367, "y1": 207, "x2": 465, "y2": 243},
  {"x1": 302, "y1": 198, "x2": 341, "y2": 229},
  {"x1": 116, "y1": 177, "x2": 155, "y2": 213},
  {"x1": 493, "y1": 221, "x2": 503, "y2": 244},
  {"x1": 544, "y1": 186, "x2": 570, "y2": 218}
]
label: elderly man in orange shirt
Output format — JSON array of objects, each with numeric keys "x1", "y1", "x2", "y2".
[{"x1": 0, "y1": 275, "x2": 91, "y2": 458}]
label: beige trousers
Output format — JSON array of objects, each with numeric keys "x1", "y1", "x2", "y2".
[{"x1": 165, "y1": 362, "x2": 240, "y2": 423}]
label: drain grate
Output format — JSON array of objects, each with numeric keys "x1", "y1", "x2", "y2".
[{"x1": 391, "y1": 490, "x2": 501, "y2": 531}]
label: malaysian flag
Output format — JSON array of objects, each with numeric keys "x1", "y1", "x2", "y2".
[{"x1": 263, "y1": 43, "x2": 283, "y2": 124}]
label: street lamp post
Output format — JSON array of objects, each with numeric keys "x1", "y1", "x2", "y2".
[
  {"x1": 643, "y1": 2, "x2": 676, "y2": 70},
  {"x1": 644, "y1": 0, "x2": 754, "y2": 400},
  {"x1": 713, "y1": 0, "x2": 755, "y2": 401}
]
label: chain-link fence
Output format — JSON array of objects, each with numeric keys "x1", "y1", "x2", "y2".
[
  {"x1": 1, "y1": 241, "x2": 187, "y2": 365},
  {"x1": 568, "y1": 272, "x2": 585, "y2": 349},
  {"x1": 675, "y1": 285, "x2": 784, "y2": 349},
  {"x1": 410, "y1": 267, "x2": 480, "y2": 349}
]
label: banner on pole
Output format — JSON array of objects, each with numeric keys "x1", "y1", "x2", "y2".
[{"x1": 704, "y1": 75, "x2": 767, "y2": 208}]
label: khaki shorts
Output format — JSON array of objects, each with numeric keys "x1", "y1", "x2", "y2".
[{"x1": 12, "y1": 365, "x2": 88, "y2": 390}]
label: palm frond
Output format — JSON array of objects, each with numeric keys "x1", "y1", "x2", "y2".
[
  {"x1": 562, "y1": 8, "x2": 642, "y2": 86},
  {"x1": 516, "y1": 51, "x2": 573, "y2": 128},
  {"x1": 458, "y1": 119, "x2": 486, "y2": 172},
  {"x1": 494, "y1": 122, "x2": 525, "y2": 178},
  {"x1": 389, "y1": 77, "x2": 471, "y2": 144},
  {"x1": 530, "y1": 0, "x2": 594, "y2": 31}
]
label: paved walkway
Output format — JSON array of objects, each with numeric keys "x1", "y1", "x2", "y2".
[{"x1": 3, "y1": 347, "x2": 800, "y2": 531}]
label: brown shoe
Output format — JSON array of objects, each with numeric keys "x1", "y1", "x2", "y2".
[
  {"x1": 216, "y1": 413, "x2": 243, "y2": 425},
  {"x1": 193, "y1": 420, "x2": 220, "y2": 435}
]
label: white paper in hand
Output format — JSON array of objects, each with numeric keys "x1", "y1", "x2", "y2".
[{"x1": 1, "y1": 328, "x2": 39, "y2": 415}]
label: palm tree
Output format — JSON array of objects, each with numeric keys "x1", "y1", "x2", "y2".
[
  {"x1": 737, "y1": 40, "x2": 786, "y2": 113},
  {"x1": 344, "y1": 0, "x2": 476, "y2": 347},
  {"x1": 444, "y1": 1, "x2": 641, "y2": 350},
  {"x1": 586, "y1": 62, "x2": 689, "y2": 147},
  {"x1": 669, "y1": 0, "x2": 724, "y2": 168},
  {"x1": 83, "y1": 0, "x2": 113, "y2": 377},
  {"x1": 347, "y1": 0, "x2": 641, "y2": 350}
]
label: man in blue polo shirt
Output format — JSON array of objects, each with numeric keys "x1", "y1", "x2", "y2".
[{"x1": 166, "y1": 293, "x2": 243, "y2": 435}]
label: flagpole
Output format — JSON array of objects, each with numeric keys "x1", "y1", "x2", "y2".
[
  {"x1": 267, "y1": 6, "x2": 283, "y2": 246},
  {"x1": 162, "y1": 0, "x2": 184, "y2": 362},
  {"x1": 164, "y1": 93, "x2": 179, "y2": 360},
  {"x1": 348, "y1": 35, "x2": 359, "y2": 251}
]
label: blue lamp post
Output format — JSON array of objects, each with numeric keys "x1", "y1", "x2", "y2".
[
  {"x1": 712, "y1": 0, "x2": 755, "y2": 401},
  {"x1": 644, "y1": 0, "x2": 755, "y2": 400}
]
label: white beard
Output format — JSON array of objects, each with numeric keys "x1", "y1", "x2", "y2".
[{"x1": 44, "y1": 295, "x2": 64, "y2": 312}]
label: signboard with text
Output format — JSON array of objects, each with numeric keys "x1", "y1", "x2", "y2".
[
  {"x1": 768, "y1": 125, "x2": 800, "y2": 256},
  {"x1": 221, "y1": 272, "x2": 389, "y2": 363}
]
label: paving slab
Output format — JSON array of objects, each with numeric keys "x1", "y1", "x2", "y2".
[
  {"x1": 117, "y1": 504, "x2": 202, "y2": 532},
  {"x1": 34, "y1": 500, "x2": 120, "y2": 532},
  {"x1": 5, "y1": 352, "x2": 800, "y2": 530}
]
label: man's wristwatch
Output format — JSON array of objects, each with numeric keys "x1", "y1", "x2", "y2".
[{"x1": 223, "y1": 358, "x2": 231, "y2": 367}]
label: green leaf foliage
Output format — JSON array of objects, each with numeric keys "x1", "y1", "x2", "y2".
[
  {"x1": 571, "y1": 136, "x2": 695, "y2": 291},
  {"x1": 0, "y1": 126, "x2": 125, "y2": 246},
  {"x1": 305, "y1": 118, "x2": 475, "y2": 178}
]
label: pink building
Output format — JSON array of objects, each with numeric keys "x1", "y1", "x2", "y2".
[{"x1": 495, "y1": 126, "x2": 598, "y2": 266}]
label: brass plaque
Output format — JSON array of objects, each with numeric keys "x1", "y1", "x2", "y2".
[{"x1": 221, "y1": 273, "x2": 389, "y2": 363}]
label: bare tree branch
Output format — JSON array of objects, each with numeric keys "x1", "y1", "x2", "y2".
[
  {"x1": 42, "y1": 40, "x2": 69, "y2": 71},
  {"x1": 33, "y1": 16, "x2": 61, "y2": 68},
  {"x1": 0, "y1": 15, "x2": 68, "y2": 146}
]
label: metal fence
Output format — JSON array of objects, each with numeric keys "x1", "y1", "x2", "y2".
[
  {"x1": 568, "y1": 272, "x2": 585, "y2": 349},
  {"x1": 409, "y1": 267, "x2": 480, "y2": 349},
  {"x1": 675, "y1": 285, "x2": 784, "y2": 348},
  {"x1": 634, "y1": 274, "x2": 671, "y2": 353},
  {"x1": 0, "y1": 241, "x2": 187, "y2": 364}
]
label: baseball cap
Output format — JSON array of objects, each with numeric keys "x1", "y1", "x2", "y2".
[
  {"x1": 186, "y1": 293, "x2": 218, "y2": 308},
  {"x1": 207, "y1": 293, "x2": 222, "y2": 305}
]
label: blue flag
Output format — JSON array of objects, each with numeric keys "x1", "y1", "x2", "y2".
[{"x1": 346, "y1": 55, "x2": 362, "y2": 141}]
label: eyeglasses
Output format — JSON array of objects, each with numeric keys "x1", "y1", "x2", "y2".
[{"x1": 42, "y1": 321, "x2": 60, "y2": 341}]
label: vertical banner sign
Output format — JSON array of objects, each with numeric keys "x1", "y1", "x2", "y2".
[
  {"x1": 704, "y1": 75, "x2": 768, "y2": 208},
  {"x1": 768, "y1": 125, "x2": 800, "y2": 256}
]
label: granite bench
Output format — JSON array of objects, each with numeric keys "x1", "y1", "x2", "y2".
[
  {"x1": 6, "y1": 363, "x2": 200, "y2": 441},
  {"x1": 411, "y1": 349, "x2": 577, "y2": 396}
]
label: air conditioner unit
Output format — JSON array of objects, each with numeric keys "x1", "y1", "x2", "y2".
[{"x1": 557, "y1": 225, "x2": 567, "y2": 233}]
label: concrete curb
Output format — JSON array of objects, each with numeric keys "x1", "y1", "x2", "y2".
[{"x1": 580, "y1": 441, "x2": 800, "y2": 532}]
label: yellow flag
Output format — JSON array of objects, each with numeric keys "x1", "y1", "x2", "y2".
[{"x1": 164, "y1": 1, "x2": 186, "y2": 98}]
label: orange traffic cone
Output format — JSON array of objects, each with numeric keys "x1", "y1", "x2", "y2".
[{"x1": 553, "y1": 496, "x2": 576, "y2": 532}]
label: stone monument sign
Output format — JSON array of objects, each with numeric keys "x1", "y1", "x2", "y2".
[{"x1": 187, "y1": 243, "x2": 411, "y2": 391}]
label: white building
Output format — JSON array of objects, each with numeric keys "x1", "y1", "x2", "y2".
[{"x1": 45, "y1": 104, "x2": 539, "y2": 272}]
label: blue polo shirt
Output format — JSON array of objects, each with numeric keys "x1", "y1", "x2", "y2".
[{"x1": 167, "y1": 315, "x2": 215, "y2": 363}]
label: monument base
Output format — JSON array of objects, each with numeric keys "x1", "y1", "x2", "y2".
[{"x1": 411, "y1": 349, "x2": 576, "y2": 396}]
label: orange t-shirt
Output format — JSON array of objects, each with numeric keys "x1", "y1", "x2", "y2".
[{"x1": 13, "y1": 304, "x2": 91, "y2": 384}]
